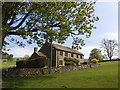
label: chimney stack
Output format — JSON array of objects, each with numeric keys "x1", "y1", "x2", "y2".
[{"x1": 34, "y1": 47, "x2": 38, "y2": 53}]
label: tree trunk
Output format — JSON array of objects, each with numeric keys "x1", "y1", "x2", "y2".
[
  {"x1": 48, "y1": 38, "x2": 52, "y2": 74},
  {"x1": 109, "y1": 57, "x2": 112, "y2": 60},
  {"x1": 0, "y1": 33, "x2": 7, "y2": 51}
]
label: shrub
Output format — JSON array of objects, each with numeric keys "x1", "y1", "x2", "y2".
[
  {"x1": 2, "y1": 59, "x2": 7, "y2": 62},
  {"x1": 73, "y1": 59, "x2": 79, "y2": 65},
  {"x1": 91, "y1": 58, "x2": 99, "y2": 64},
  {"x1": 64, "y1": 57, "x2": 79, "y2": 65},
  {"x1": 81, "y1": 62, "x2": 88, "y2": 64},
  {"x1": 16, "y1": 61, "x2": 27, "y2": 68},
  {"x1": 64, "y1": 57, "x2": 73, "y2": 62},
  {"x1": 17, "y1": 57, "x2": 47, "y2": 68},
  {"x1": 7, "y1": 54, "x2": 13, "y2": 61},
  {"x1": 65, "y1": 62, "x2": 75, "y2": 66},
  {"x1": 23, "y1": 55, "x2": 30, "y2": 61}
]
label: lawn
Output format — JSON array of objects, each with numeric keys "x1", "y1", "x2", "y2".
[
  {"x1": 2, "y1": 61, "x2": 118, "y2": 88},
  {"x1": 1, "y1": 61, "x2": 16, "y2": 69}
]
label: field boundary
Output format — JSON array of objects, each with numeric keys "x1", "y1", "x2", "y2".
[
  {"x1": 2, "y1": 64, "x2": 101, "y2": 78},
  {"x1": 99, "y1": 59, "x2": 120, "y2": 62}
]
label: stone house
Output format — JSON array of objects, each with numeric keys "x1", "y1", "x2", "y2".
[{"x1": 29, "y1": 42, "x2": 84, "y2": 67}]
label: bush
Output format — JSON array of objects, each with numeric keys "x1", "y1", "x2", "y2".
[
  {"x1": 16, "y1": 61, "x2": 27, "y2": 68},
  {"x1": 64, "y1": 57, "x2": 79, "y2": 65},
  {"x1": 73, "y1": 59, "x2": 79, "y2": 65},
  {"x1": 64, "y1": 57, "x2": 74, "y2": 62},
  {"x1": 81, "y1": 62, "x2": 88, "y2": 64},
  {"x1": 23, "y1": 55, "x2": 30, "y2": 61},
  {"x1": 91, "y1": 58, "x2": 99, "y2": 64},
  {"x1": 17, "y1": 57, "x2": 47, "y2": 68},
  {"x1": 65, "y1": 62, "x2": 75, "y2": 66},
  {"x1": 2, "y1": 59, "x2": 7, "y2": 62},
  {"x1": 7, "y1": 54, "x2": 13, "y2": 61}
]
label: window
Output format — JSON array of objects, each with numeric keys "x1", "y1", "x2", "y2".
[
  {"x1": 77, "y1": 55, "x2": 79, "y2": 58},
  {"x1": 71, "y1": 53, "x2": 74, "y2": 57},
  {"x1": 60, "y1": 51, "x2": 63, "y2": 56},
  {"x1": 65, "y1": 52, "x2": 68, "y2": 56},
  {"x1": 59, "y1": 60, "x2": 63, "y2": 65},
  {"x1": 80, "y1": 55, "x2": 82, "y2": 59}
]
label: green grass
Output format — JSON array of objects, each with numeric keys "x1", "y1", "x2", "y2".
[
  {"x1": 3, "y1": 61, "x2": 118, "y2": 88},
  {"x1": 1, "y1": 61, "x2": 16, "y2": 69},
  {"x1": 84, "y1": 59, "x2": 89, "y2": 62}
]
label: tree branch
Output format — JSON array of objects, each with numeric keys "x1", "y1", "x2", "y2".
[
  {"x1": 12, "y1": 8, "x2": 34, "y2": 30},
  {"x1": 8, "y1": 31, "x2": 26, "y2": 35},
  {"x1": 8, "y1": 2, "x2": 26, "y2": 26},
  {"x1": 8, "y1": 13, "x2": 17, "y2": 25}
]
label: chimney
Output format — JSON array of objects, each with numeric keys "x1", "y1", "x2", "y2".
[
  {"x1": 72, "y1": 45, "x2": 75, "y2": 49},
  {"x1": 34, "y1": 47, "x2": 38, "y2": 53}
]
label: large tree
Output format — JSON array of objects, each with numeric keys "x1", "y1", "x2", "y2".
[
  {"x1": 101, "y1": 39, "x2": 118, "y2": 60},
  {"x1": 1, "y1": 2, "x2": 99, "y2": 73},
  {"x1": 1, "y1": 2, "x2": 99, "y2": 51},
  {"x1": 89, "y1": 48, "x2": 104, "y2": 61}
]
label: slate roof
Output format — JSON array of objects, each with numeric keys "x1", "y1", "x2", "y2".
[
  {"x1": 36, "y1": 52, "x2": 46, "y2": 57},
  {"x1": 52, "y1": 43, "x2": 84, "y2": 56},
  {"x1": 28, "y1": 52, "x2": 46, "y2": 60}
]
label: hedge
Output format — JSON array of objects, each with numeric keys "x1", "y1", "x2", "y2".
[
  {"x1": 65, "y1": 62, "x2": 75, "y2": 66},
  {"x1": 64, "y1": 57, "x2": 79, "y2": 65},
  {"x1": 16, "y1": 57, "x2": 47, "y2": 68}
]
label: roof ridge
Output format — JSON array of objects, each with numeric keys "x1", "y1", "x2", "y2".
[{"x1": 52, "y1": 43, "x2": 83, "y2": 55}]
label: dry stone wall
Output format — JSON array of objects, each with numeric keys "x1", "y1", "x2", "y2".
[{"x1": 2, "y1": 64, "x2": 101, "y2": 78}]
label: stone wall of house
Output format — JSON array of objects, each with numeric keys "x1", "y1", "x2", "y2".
[
  {"x1": 2, "y1": 64, "x2": 101, "y2": 78},
  {"x1": 56, "y1": 50, "x2": 84, "y2": 66}
]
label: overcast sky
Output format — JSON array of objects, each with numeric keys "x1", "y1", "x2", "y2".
[{"x1": 5, "y1": 1, "x2": 118, "y2": 59}]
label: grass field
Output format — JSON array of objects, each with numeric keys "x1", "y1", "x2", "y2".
[
  {"x1": 1, "y1": 61, "x2": 16, "y2": 69},
  {"x1": 2, "y1": 61, "x2": 118, "y2": 88}
]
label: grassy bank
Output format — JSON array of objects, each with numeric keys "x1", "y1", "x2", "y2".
[
  {"x1": 1, "y1": 61, "x2": 16, "y2": 69},
  {"x1": 3, "y1": 61, "x2": 118, "y2": 88}
]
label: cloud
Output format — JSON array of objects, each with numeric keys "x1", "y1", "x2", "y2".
[
  {"x1": 79, "y1": 46, "x2": 100, "y2": 59},
  {"x1": 80, "y1": 45, "x2": 118, "y2": 59},
  {"x1": 6, "y1": 46, "x2": 34, "y2": 58},
  {"x1": 97, "y1": 0, "x2": 119, "y2": 2},
  {"x1": 98, "y1": 32, "x2": 118, "y2": 40}
]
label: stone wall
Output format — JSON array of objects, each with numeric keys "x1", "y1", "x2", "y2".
[{"x1": 2, "y1": 64, "x2": 101, "y2": 78}]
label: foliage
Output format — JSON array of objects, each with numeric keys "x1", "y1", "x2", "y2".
[
  {"x1": 2, "y1": 59, "x2": 7, "y2": 62},
  {"x1": 89, "y1": 48, "x2": 104, "y2": 61},
  {"x1": 74, "y1": 58, "x2": 79, "y2": 65},
  {"x1": 91, "y1": 58, "x2": 99, "y2": 64},
  {"x1": 64, "y1": 57, "x2": 79, "y2": 65},
  {"x1": 81, "y1": 62, "x2": 88, "y2": 64},
  {"x1": 101, "y1": 39, "x2": 118, "y2": 60},
  {"x1": 17, "y1": 57, "x2": 47, "y2": 68},
  {"x1": 65, "y1": 62, "x2": 75, "y2": 66},
  {"x1": 84, "y1": 59, "x2": 89, "y2": 62},
  {"x1": 23, "y1": 54, "x2": 30, "y2": 61},
  {"x1": 2, "y1": 2, "x2": 99, "y2": 50},
  {"x1": 7, "y1": 54, "x2": 13, "y2": 61}
]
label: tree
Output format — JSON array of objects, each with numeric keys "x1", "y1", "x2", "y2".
[
  {"x1": 23, "y1": 54, "x2": 30, "y2": 60},
  {"x1": 101, "y1": 39, "x2": 118, "y2": 60},
  {"x1": 2, "y1": 2, "x2": 99, "y2": 73},
  {"x1": 89, "y1": 48, "x2": 104, "y2": 61},
  {"x1": 1, "y1": 2, "x2": 99, "y2": 51},
  {"x1": 7, "y1": 54, "x2": 13, "y2": 61}
]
